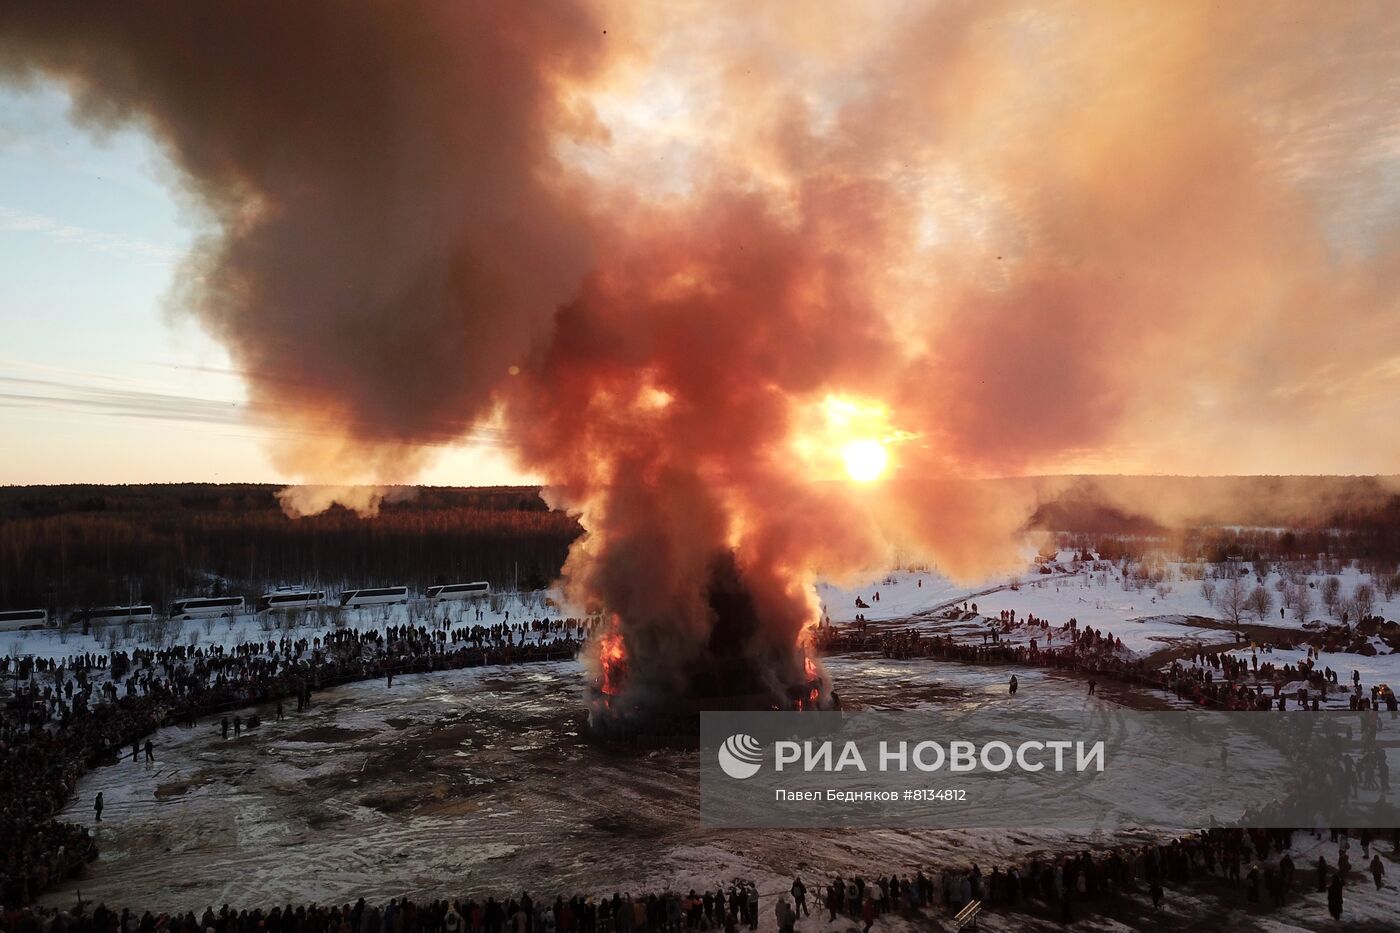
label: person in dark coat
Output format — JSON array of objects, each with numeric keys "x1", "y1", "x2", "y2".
[{"x1": 1328, "y1": 873, "x2": 1344, "y2": 920}]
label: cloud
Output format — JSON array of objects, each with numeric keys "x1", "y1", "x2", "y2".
[{"x1": 0, "y1": 205, "x2": 179, "y2": 265}]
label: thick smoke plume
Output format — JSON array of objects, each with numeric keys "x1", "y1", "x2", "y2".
[
  {"x1": 0, "y1": 0, "x2": 607, "y2": 504},
  {"x1": 4, "y1": 2, "x2": 1400, "y2": 717}
]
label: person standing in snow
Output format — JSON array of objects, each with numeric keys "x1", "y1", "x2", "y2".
[
  {"x1": 773, "y1": 896, "x2": 794, "y2": 933},
  {"x1": 93, "y1": 791, "x2": 103, "y2": 823},
  {"x1": 1328, "y1": 873, "x2": 1344, "y2": 920},
  {"x1": 790, "y1": 877, "x2": 807, "y2": 917},
  {"x1": 861, "y1": 893, "x2": 876, "y2": 933},
  {"x1": 1371, "y1": 853, "x2": 1386, "y2": 890}
]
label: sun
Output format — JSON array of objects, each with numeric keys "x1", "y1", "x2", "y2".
[{"x1": 841, "y1": 439, "x2": 888, "y2": 483}]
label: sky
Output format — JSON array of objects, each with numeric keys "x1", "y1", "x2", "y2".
[
  {"x1": 3, "y1": 2, "x2": 1400, "y2": 492},
  {"x1": 0, "y1": 84, "x2": 526, "y2": 486}
]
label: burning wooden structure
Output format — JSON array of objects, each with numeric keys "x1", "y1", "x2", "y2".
[{"x1": 585, "y1": 556, "x2": 833, "y2": 745}]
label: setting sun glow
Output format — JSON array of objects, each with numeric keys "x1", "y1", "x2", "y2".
[
  {"x1": 841, "y1": 439, "x2": 888, "y2": 483},
  {"x1": 792, "y1": 395, "x2": 911, "y2": 483}
]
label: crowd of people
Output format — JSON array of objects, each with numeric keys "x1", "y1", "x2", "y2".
[
  {"x1": 2, "y1": 825, "x2": 1397, "y2": 933},
  {"x1": 1165, "y1": 646, "x2": 1398, "y2": 713},
  {"x1": 0, "y1": 616, "x2": 589, "y2": 907},
  {"x1": 834, "y1": 600, "x2": 1400, "y2": 718},
  {"x1": 6, "y1": 589, "x2": 1400, "y2": 929},
  {"x1": 924, "y1": 826, "x2": 1399, "y2": 925}
]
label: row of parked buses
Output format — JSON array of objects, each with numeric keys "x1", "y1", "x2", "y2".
[{"x1": 0, "y1": 581, "x2": 493, "y2": 631}]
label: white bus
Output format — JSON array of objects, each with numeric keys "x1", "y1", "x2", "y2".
[
  {"x1": 0, "y1": 609, "x2": 47, "y2": 632},
  {"x1": 339, "y1": 586, "x2": 409, "y2": 608},
  {"x1": 425, "y1": 581, "x2": 491, "y2": 601},
  {"x1": 77, "y1": 605, "x2": 156, "y2": 625},
  {"x1": 171, "y1": 596, "x2": 245, "y2": 619},
  {"x1": 257, "y1": 589, "x2": 326, "y2": 612}
]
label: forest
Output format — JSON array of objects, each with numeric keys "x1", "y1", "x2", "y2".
[
  {"x1": 4, "y1": 476, "x2": 1400, "y2": 615},
  {"x1": 0, "y1": 485, "x2": 581, "y2": 613}
]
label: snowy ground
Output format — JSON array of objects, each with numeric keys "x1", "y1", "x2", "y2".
[
  {"x1": 44, "y1": 657, "x2": 1162, "y2": 923},
  {"x1": 39, "y1": 653, "x2": 1400, "y2": 931},
  {"x1": 1209, "y1": 644, "x2": 1400, "y2": 697},
  {"x1": 8, "y1": 561, "x2": 1394, "y2": 671},
  {"x1": 19, "y1": 562, "x2": 1400, "y2": 931},
  {"x1": 817, "y1": 564, "x2": 1400, "y2": 696},
  {"x1": 2, "y1": 592, "x2": 579, "y2": 665},
  {"x1": 1027, "y1": 834, "x2": 1400, "y2": 933},
  {"x1": 819, "y1": 563, "x2": 1400, "y2": 636}
]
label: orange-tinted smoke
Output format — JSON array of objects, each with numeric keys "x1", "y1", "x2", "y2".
[
  {"x1": 571, "y1": 0, "x2": 1400, "y2": 478},
  {"x1": 501, "y1": 1, "x2": 1400, "y2": 705}
]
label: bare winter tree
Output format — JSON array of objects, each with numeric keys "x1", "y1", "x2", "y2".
[
  {"x1": 1380, "y1": 572, "x2": 1400, "y2": 602},
  {"x1": 1246, "y1": 584, "x2": 1274, "y2": 621},
  {"x1": 1353, "y1": 582, "x2": 1376, "y2": 619},
  {"x1": 1293, "y1": 584, "x2": 1315, "y2": 624},
  {"x1": 1321, "y1": 575, "x2": 1343, "y2": 616},
  {"x1": 1216, "y1": 575, "x2": 1250, "y2": 629}
]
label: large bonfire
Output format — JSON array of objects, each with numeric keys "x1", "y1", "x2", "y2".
[{"x1": 584, "y1": 553, "x2": 831, "y2": 737}]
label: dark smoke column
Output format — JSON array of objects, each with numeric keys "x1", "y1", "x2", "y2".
[
  {"x1": 0, "y1": 0, "x2": 606, "y2": 478},
  {"x1": 503, "y1": 198, "x2": 886, "y2": 738}
]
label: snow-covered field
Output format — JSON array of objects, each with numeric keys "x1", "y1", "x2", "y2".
[
  {"x1": 15, "y1": 558, "x2": 1400, "y2": 931},
  {"x1": 43, "y1": 657, "x2": 1154, "y2": 921},
  {"x1": 9, "y1": 558, "x2": 1395, "y2": 667},
  {"x1": 817, "y1": 561, "x2": 1400, "y2": 695},
  {"x1": 38, "y1": 653, "x2": 1400, "y2": 931},
  {"x1": 2, "y1": 592, "x2": 579, "y2": 664},
  {"x1": 819, "y1": 562, "x2": 1400, "y2": 635}
]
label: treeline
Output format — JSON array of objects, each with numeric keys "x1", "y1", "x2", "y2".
[
  {"x1": 1065, "y1": 526, "x2": 1400, "y2": 568},
  {"x1": 1029, "y1": 475, "x2": 1400, "y2": 567},
  {"x1": 7, "y1": 476, "x2": 1400, "y2": 615},
  {"x1": 0, "y1": 485, "x2": 581, "y2": 613}
]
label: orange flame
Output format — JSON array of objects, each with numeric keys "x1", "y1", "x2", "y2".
[{"x1": 598, "y1": 631, "x2": 627, "y2": 696}]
